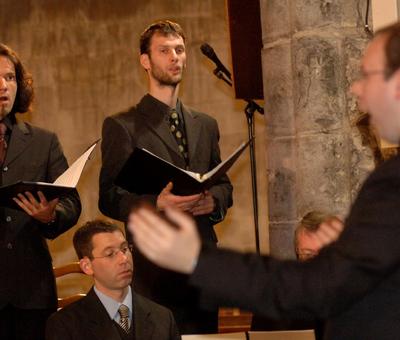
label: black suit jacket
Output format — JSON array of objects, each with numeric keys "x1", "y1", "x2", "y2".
[
  {"x1": 0, "y1": 119, "x2": 81, "y2": 310},
  {"x1": 190, "y1": 154, "x2": 400, "y2": 340},
  {"x1": 99, "y1": 94, "x2": 232, "y2": 333},
  {"x1": 99, "y1": 94, "x2": 233, "y2": 242},
  {"x1": 45, "y1": 288, "x2": 181, "y2": 340}
]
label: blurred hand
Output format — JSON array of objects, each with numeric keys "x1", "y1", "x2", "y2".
[
  {"x1": 190, "y1": 190, "x2": 215, "y2": 216},
  {"x1": 13, "y1": 191, "x2": 58, "y2": 224},
  {"x1": 157, "y1": 182, "x2": 202, "y2": 212},
  {"x1": 312, "y1": 217, "x2": 344, "y2": 248},
  {"x1": 129, "y1": 206, "x2": 200, "y2": 274}
]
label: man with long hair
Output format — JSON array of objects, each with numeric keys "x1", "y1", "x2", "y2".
[{"x1": 0, "y1": 43, "x2": 81, "y2": 340}]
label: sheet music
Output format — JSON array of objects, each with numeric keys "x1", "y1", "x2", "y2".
[{"x1": 53, "y1": 142, "x2": 97, "y2": 187}]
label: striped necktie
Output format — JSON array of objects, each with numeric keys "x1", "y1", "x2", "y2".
[{"x1": 118, "y1": 304, "x2": 130, "y2": 333}]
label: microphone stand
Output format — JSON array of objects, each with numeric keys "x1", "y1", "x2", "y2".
[{"x1": 212, "y1": 67, "x2": 263, "y2": 254}]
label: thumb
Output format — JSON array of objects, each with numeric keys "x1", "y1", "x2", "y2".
[
  {"x1": 49, "y1": 198, "x2": 59, "y2": 209},
  {"x1": 163, "y1": 182, "x2": 173, "y2": 193}
]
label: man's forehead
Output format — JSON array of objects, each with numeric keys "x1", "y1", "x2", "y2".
[
  {"x1": 92, "y1": 231, "x2": 125, "y2": 247},
  {"x1": 150, "y1": 33, "x2": 184, "y2": 46},
  {"x1": 362, "y1": 35, "x2": 386, "y2": 67},
  {"x1": 0, "y1": 56, "x2": 15, "y2": 73}
]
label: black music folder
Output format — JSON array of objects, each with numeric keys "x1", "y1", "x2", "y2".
[
  {"x1": 0, "y1": 140, "x2": 98, "y2": 209},
  {"x1": 115, "y1": 140, "x2": 250, "y2": 196}
]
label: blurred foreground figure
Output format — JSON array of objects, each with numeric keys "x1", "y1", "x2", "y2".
[{"x1": 129, "y1": 22, "x2": 400, "y2": 340}]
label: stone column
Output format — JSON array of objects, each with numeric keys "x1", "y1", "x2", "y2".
[{"x1": 260, "y1": 0, "x2": 374, "y2": 258}]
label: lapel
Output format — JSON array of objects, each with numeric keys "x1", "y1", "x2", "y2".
[
  {"x1": 181, "y1": 102, "x2": 202, "y2": 166},
  {"x1": 84, "y1": 288, "x2": 122, "y2": 340},
  {"x1": 137, "y1": 94, "x2": 183, "y2": 160},
  {"x1": 4, "y1": 120, "x2": 31, "y2": 166},
  {"x1": 133, "y1": 292, "x2": 154, "y2": 340}
]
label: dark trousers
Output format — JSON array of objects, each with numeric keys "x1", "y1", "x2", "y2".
[{"x1": 0, "y1": 304, "x2": 54, "y2": 340}]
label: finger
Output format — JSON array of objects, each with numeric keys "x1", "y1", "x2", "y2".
[
  {"x1": 165, "y1": 207, "x2": 196, "y2": 233},
  {"x1": 17, "y1": 193, "x2": 36, "y2": 210},
  {"x1": 37, "y1": 191, "x2": 49, "y2": 205},
  {"x1": 177, "y1": 201, "x2": 199, "y2": 212},
  {"x1": 329, "y1": 218, "x2": 345, "y2": 232},
  {"x1": 13, "y1": 197, "x2": 33, "y2": 216},
  {"x1": 319, "y1": 220, "x2": 343, "y2": 241},
  {"x1": 191, "y1": 207, "x2": 209, "y2": 216},
  {"x1": 131, "y1": 211, "x2": 176, "y2": 254},
  {"x1": 161, "y1": 182, "x2": 174, "y2": 193},
  {"x1": 133, "y1": 208, "x2": 174, "y2": 239},
  {"x1": 133, "y1": 226, "x2": 163, "y2": 261},
  {"x1": 170, "y1": 194, "x2": 202, "y2": 204},
  {"x1": 48, "y1": 198, "x2": 59, "y2": 210},
  {"x1": 24, "y1": 192, "x2": 40, "y2": 207}
]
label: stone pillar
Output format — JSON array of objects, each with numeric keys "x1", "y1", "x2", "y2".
[{"x1": 260, "y1": 0, "x2": 374, "y2": 258}]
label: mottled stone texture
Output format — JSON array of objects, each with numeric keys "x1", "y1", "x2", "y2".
[
  {"x1": 1, "y1": 0, "x2": 269, "y2": 295},
  {"x1": 260, "y1": 0, "x2": 373, "y2": 259}
]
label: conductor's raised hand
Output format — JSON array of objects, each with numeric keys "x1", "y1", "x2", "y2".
[
  {"x1": 13, "y1": 191, "x2": 58, "y2": 224},
  {"x1": 129, "y1": 206, "x2": 200, "y2": 274},
  {"x1": 157, "y1": 182, "x2": 202, "y2": 212},
  {"x1": 311, "y1": 216, "x2": 344, "y2": 249}
]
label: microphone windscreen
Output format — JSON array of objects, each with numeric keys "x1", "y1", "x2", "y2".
[{"x1": 200, "y1": 43, "x2": 214, "y2": 58}]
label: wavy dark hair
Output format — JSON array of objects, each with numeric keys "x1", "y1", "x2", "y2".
[
  {"x1": 140, "y1": 20, "x2": 186, "y2": 55},
  {"x1": 0, "y1": 43, "x2": 34, "y2": 114}
]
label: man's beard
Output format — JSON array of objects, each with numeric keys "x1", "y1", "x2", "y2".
[{"x1": 149, "y1": 61, "x2": 183, "y2": 87}]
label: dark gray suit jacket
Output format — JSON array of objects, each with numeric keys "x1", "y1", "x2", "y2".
[
  {"x1": 99, "y1": 94, "x2": 232, "y2": 333},
  {"x1": 99, "y1": 94, "x2": 233, "y2": 242},
  {"x1": 0, "y1": 119, "x2": 81, "y2": 310},
  {"x1": 45, "y1": 288, "x2": 181, "y2": 340},
  {"x1": 190, "y1": 154, "x2": 400, "y2": 340}
]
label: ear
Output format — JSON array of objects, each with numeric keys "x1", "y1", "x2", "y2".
[
  {"x1": 80, "y1": 257, "x2": 94, "y2": 276},
  {"x1": 140, "y1": 53, "x2": 150, "y2": 71},
  {"x1": 393, "y1": 69, "x2": 400, "y2": 100}
]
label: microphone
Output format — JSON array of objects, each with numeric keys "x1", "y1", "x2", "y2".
[{"x1": 200, "y1": 43, "x2": 232, "y2": 80}]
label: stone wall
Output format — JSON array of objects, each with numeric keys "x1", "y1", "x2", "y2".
[{"x1": 260, "y1": 0, "x2": 374, "y2": 258}]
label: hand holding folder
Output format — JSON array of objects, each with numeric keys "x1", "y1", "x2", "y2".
[{"x1": 0, "y1": 140, "x2": 98, "y2": 210}]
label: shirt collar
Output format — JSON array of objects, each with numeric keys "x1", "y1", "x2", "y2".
[
  {"x1": 94, "y1": 285, "x2": 133, "y2": 323},
  {"x1": 1, "y1": 114, "x2": 15, "y2": 132},
  {"x1": 145, "y1": 93, "x2": 182, "y2": 116}
]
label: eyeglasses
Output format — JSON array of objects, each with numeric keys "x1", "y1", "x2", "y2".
[{"x1": 92, "y1": 244, "x2": 133, "y2": 260}]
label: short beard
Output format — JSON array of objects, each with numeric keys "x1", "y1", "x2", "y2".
[{"x1": 149, "y1": 61, "x2": 183, "y2": 87}]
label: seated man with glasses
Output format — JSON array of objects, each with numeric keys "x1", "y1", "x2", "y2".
[{"x1": 45, "y1": 220, "x2": 181, "y2": 340}]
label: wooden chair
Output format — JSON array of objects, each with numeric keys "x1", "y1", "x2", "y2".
[
  {"x1": 182, "y1": 333, "x2": 247, "y2": 340},
  {"x1": 247, "y1": 330, "x2": 315, "y2": 340},
  {"x1": 53, "y1": 261, "x2": 86, "y2": 309}
]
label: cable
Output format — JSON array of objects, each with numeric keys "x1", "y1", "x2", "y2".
[{"x1": 364, "y1": 0, "x2": 373, "y2": 37}]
